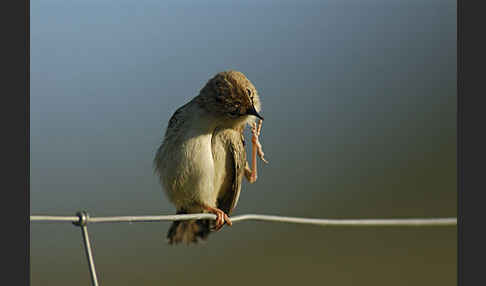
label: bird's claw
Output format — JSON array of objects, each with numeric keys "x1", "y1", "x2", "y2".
[
  {"x1": 206, "y1": 206, "x2": 232, "y2": 231},
  {"x1": 251, "y1": 120, "x2": 268, "y2": 164}
]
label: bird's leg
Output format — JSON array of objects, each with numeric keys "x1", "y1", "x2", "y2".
[
  {"x1": 245, "y1": 120, "x2": 268, "y2": 183},
  {"x1": 202, "y1": 205, "x2": 232, "y2": 231}
]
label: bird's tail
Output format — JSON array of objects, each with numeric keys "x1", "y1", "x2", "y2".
[{"x1": 166, "y1": 210, "x2": 211, "y2": 245}]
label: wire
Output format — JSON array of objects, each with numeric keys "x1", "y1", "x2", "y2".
[
  {"x1": 30, "y1": 213, "x2": 457, "y2": 227},
  {"x1": 30, "y1": 211, "x2": 456, "y2": 286}
]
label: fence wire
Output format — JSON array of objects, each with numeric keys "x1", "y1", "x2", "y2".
[
  {"x1": 31, "y1": 213, "x2": 457, "y2": 226},
  {"x1": 30, "y1": 211, "x2": 457, "y2": 286}
]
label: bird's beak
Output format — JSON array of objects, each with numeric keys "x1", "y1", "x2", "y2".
[{"x1": 247, "y1": 106, "x2": 264, "y2": 120}]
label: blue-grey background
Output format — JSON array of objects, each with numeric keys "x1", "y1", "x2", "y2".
[{"x1": 31, "y1": 0, "x2": 456, "y2": 285}]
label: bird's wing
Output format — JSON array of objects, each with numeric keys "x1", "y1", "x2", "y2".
[
  {"x1": 164, "y1": 101, "x2": 191, "y2": 138},
  {"x1": 215, "y1": 129, "x2": 247, "y2": 215}
]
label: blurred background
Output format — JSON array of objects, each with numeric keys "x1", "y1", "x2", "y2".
[{"x1": 30, "y1": 0, "x2": 456, "y2": 285}]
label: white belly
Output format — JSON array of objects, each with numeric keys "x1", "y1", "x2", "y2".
[{"x1": 157, "y1": 130, "x2": 217, "y2": 210}]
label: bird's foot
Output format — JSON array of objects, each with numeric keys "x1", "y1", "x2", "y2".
[
  {"x1": 251, "y1": 120, "x2": 268, "y2": 164},
  {"x1": 204, "y1": 205, "x2": 232, "y2": 231}
]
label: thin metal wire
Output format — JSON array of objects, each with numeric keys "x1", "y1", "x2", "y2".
[
  {"x1": 31, "y1": 213, "x2": 457, "y2": 227},
  {"x1": 80, "y1": 225, "x2": 99, "y2": 286},
  {"x1": 31, "y1": 215, "x2": 79, "y2": 222},
  {"x1": 73, "y1": 212, "x2": 100, "y2": 286},
  {"x1": 230, "y1": 215, "x2": 457, "y2": 226},
  {"x1": 32, "y1": 211, "x2": 456, "y2": 286}
]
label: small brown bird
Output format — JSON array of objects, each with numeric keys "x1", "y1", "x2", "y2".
[{"x1": 154, "y1": 70, "x2": 268, "y2": 245}]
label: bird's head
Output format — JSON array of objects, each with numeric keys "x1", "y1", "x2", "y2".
[{"x1": 197, "y1": 70, "x2": 263, "y2": 126}]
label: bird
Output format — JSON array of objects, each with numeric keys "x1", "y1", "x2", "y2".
[{"x1": 154, "y1": 70, "x2": 268, "y2": 245}]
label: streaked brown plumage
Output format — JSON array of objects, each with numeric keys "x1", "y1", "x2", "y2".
[{"x1": 154, "y1": 70, "x2": 267, "y2": 245}]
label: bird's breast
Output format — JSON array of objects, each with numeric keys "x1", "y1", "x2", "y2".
[{"x1": 157, "y1": 127, "x2": 216, "y2": 208}]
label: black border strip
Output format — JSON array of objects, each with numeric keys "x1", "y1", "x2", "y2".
[
  {"x1": 3, "y1": 0, "x2": 29, "y2": 285},
  {"x1": 457, "y1": 0, "x2": 463, "y2": 285}
]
